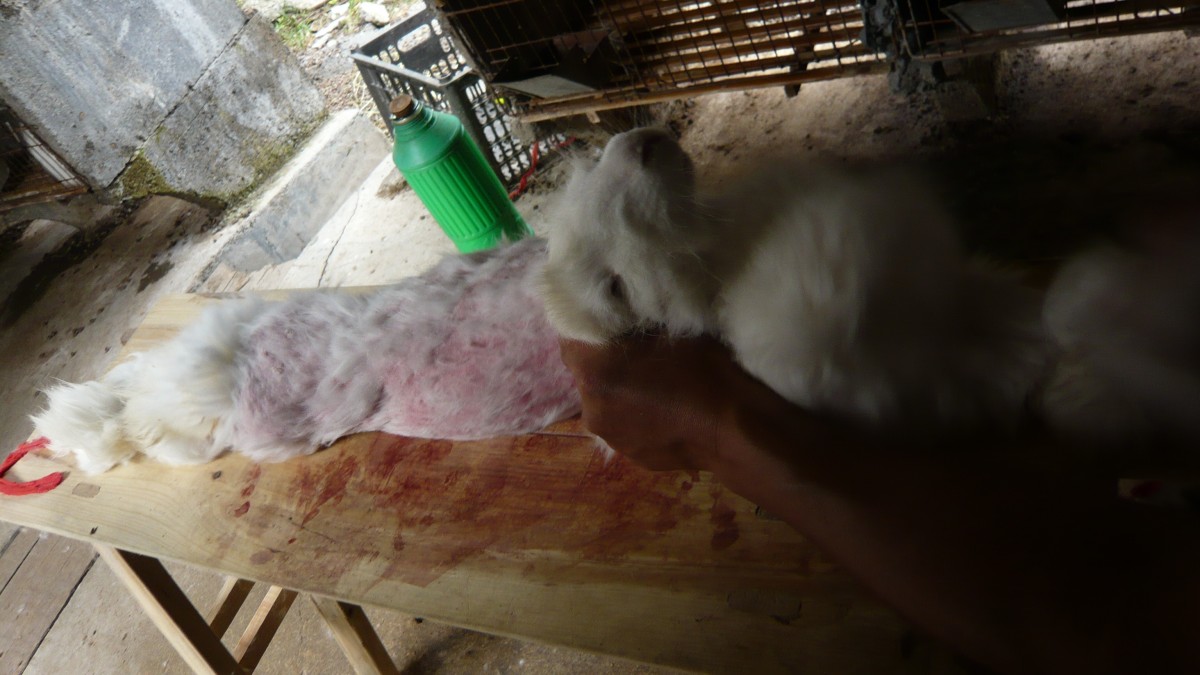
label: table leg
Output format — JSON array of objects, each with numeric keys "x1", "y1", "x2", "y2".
[
  {"x1": 310, "y1": 596, "x2": 400, "y2": 675},
  {"x1": 207, "y1": 577, "x2": 255, "y2": 638},
  {"x1": 232, "y1": 585, "x2": 298, "y2": 672},
  {"x1": 95, "y1": 545, "x2": 246, "y2": 675}
]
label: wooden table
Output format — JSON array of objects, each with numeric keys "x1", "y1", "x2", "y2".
[{"x1": 0, "y1": 293, "x2": 941, "y2": 674}]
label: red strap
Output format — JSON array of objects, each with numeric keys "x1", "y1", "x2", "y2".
[
  {"x1": 0, "y1": 438, "x2": 65, "y2": 496},
  {"x1": 508, "y1": 140, "x2": 540, "y2": 200}
]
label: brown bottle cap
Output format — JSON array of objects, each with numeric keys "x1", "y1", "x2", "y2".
[{"x1": 389, "y1": 95, "x2": 416, "y2": 120}]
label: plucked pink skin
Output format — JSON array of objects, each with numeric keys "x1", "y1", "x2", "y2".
[{"x1": 229, "y1": 238, "x2": 580, "y2": 456}]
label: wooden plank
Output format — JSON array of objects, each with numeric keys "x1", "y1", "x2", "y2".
[
  {"x1": 635, "y1": 23, "x2": 864, "y2": 71},
  {"x1": 0, "y1": 290, "x2": 932, "y2": 674},
  {"x1": 232, "y1": 585, "x2": 298, "y2": 672},
  {"x1": 0, "y1": 526, "x2": 38, "y2": 593},
  {"x1": 310, "y1": 597, "x2": 400, "y2": 675},
  {"x1": 518, "y1": 61, "x2": 887, "y2": 122},
  {"x1": 0, "y1": 435, "x2": 915, "y2": 674},
  {"x1": 207, "y1": 576, "x2": 256, "y2": 638},
  {"x1": 96, "y1": 545, "x2": 245, "y2": 675},
  {"x1": 606, "y1": 0, "x2": 819, "y2": 33},
  {"x1": 0, "y1": 533, "x2": 96, "y2": 673},
  {"x1": 648, "y1": 42, "x2": 872, "y2": 86},
  {"x1": 626, "y1": 7, "x2": 862, "y2": 57}
]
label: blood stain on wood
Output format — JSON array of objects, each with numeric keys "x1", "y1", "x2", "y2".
[
  {"x1": 370, "y1": 439, "x2": 517, "y2": 587},
  {"x1": 250, "y1": 549, "x2": 275, "y2": 564},
  {"x1": 273, "y1": 433, "x2": 744, "y2": 590},
  {"x1": 241, "y1": 464, "x2": 262, "y2": 498},
  {"x1": 233, "y1": 501, "x2": 250, "y2": 517},
  {"x1": 295, "y1": 454, "x2": 360, "y2": 525},
  {"x1": 556, "y1": 448, "x2": 705, "y2": 561},
  {"x1": 357, "y1": 434, "x2": 711, "y2": 587},
  {"x1": 366, "y1": 434, "x2": 453, "y2": 488}
]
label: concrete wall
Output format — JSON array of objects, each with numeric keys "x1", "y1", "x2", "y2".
[
  {"x1": 0, "y1": 0, "x2": 326, "y2": 204},
  {"x1": 126, "y1": 16, "x2": 327, "y2": 204}
]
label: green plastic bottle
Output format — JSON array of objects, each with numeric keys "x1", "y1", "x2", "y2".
[{"x1": 389, "y1": 95, "x2": 531, "y2": 253}]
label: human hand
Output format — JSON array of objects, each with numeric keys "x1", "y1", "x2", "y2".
[
  {"x1": 557, "y1": 333, "x2": 808, "y2": 471},
  {"x1": 558, "y1": 334, "x2": 738, "y2": 470}
]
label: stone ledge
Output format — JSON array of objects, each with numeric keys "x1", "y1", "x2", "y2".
[{"x1": 218, "y1": 109, "x2": 389, "y2": 272}]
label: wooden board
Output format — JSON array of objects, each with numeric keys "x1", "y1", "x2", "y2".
[
  {"x1": 0, "y1": 526, "x2": 37, "y2": 592},
  {"x1": 0, "y1": 292, "x2": 941, "y2": 674},
  {"x1": 0, "y1": 532, "x2": 96, "y2": 672}
]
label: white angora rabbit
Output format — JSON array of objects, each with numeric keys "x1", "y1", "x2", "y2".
[{"x1": 540, "y1": 128, "x2": 1050, "y2": 435}]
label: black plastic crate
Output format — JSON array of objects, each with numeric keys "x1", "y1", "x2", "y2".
[{"x1": 351, "y1": 7, "x2": 535, "y2": 189}]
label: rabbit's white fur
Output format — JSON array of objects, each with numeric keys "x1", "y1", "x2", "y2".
[
  {"x1": 32, "y1": 238, "x2": 581, "y2": 473},
  {"x1": 543, "y1": 129, "x2": 1200, "y2": 441},
  {"x1": 31, "y1": 298, "x2": 262, "y2": 472},
  {"x1": 542, "y1": 128, "x2": 1050, "y2": 431}
]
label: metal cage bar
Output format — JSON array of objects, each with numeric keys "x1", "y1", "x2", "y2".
[{"x1": 436, "y1": 0, "x2": 1199, "y2": 121}]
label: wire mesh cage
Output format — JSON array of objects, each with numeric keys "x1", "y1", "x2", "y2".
[
  {"x1": 436, "y1": 0, "x2": 1200, "y2": 121},
  {"x1": 871, "y1": 0, "x2": 1200, "y2": 64},
  {"x1": 441, "y1": 0, "x2": 887, "y2": 121},
  {"x1": 0, "y1": 104, "x2": 87, "y2": 212},
  {"x1": 351, "y1": 6, "x2": 546, "y2": 188}
]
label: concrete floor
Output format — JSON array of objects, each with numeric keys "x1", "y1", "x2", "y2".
[{"x1": 2, "y1": 30, "x2": 1200, "y2": 674}]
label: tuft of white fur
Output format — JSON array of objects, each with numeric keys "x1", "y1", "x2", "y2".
[
  {"x1": 32, "y1": 298, "x2": 264, "y2": 470},
  {"x1": 32, "y1": 363, "x2": 139, "y2": 473}
]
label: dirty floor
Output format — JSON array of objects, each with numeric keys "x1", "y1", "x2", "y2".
[{"x1": 2, "y1": 31, "x2": 1200, "y2": 674}]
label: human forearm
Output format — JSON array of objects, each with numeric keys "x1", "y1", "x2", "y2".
[
  {"x1": 712, "y1": 399, "x2": 1200, "y2": 675},
  {"x1": 558, "y1": 335, "x2": 1200, "y2": 673}
]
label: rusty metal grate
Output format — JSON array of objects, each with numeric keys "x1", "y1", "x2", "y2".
[
  {"x1": 438, "y1": 0, "x2": 1199, "y2": 121},
  {"x1": 441, "y1": 0, "x2": 887, "y2": 121},
  {"x1": 1, "y1": 105, "x2": 88, "y2": 212}
]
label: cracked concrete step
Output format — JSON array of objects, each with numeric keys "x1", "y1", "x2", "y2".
[{"x1": 218, "y1": 109, "x2": 390, "y2": 272}]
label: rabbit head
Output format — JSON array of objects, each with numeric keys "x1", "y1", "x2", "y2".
[{"x1": 540, "y1": 128, "x2": 718, "y2": 344}]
